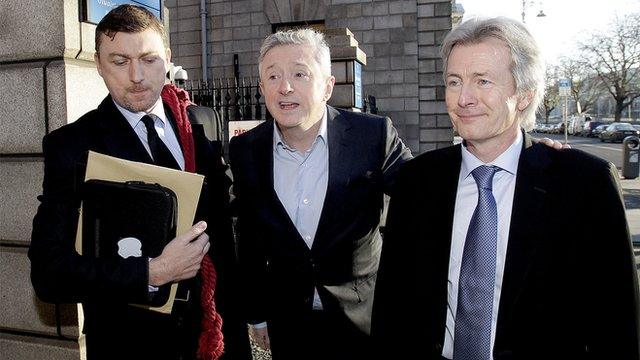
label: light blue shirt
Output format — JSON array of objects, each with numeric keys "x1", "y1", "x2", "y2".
[
  {"x1": 114, "y1": 98, "x2": 185, "y2": 170},
  {"x1": 443, "y1": 131, "x2": 523, "y2": 359},
  {"x1": 273, "y1": 110, "x2": 329, "y2": 310}
]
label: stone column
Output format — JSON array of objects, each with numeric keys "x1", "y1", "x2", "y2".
[
  {"x1": 417, "y1": 0, "x2": 453, "y2": 152},
  {"x1": 0, "y1": 0, "x2": 108, "y2": 358},
  {"x1": 325, "y1": 28, "x2": 367, "y2": 112}
]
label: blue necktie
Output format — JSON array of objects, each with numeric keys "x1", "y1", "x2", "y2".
[{"x1": 453, "y1": 165, "x2": 500, "y2": 360}]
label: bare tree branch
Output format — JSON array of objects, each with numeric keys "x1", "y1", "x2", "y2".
[{"x1": 579, "y1": 13, "x2": 640, "y2": 121}]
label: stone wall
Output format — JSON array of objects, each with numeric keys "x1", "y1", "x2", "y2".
[
  {"x1": 167, "y1": 0, "x2": 454, "y2": 154},
  {"x1": 417, "y1": 0, "x2": 453, "y2": 152},
  {"x1": 0, "y1": 0, "x2": 108, "y2": 358}
]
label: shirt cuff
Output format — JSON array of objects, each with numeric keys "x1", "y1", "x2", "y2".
[{"x1": 148, "y1": 257, "x2": 159, "y2": 292}]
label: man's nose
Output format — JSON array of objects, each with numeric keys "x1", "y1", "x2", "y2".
[
  {"x1": 278, "y1": 78, "x2": 293, "y2": 95},
  {"x1": 129, "y1": 61, "x2": 143, "y2": 83},
  {"x1": 457, "y1": 83, "x2": 477, "y2": 107}
]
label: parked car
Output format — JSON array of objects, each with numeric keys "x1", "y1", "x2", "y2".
[
  {"x1": 552, "y1": 122, "x2": 565, "y2": 134},
  {"x1": 599, "y1": 123, "x2": 640, "y2": 143},
  {"x1": 592, "y1": 124, "x2": 609, "y2": 138},
  {"x1": 581, "y1": 120, "x2": 603, "y2": 137}
]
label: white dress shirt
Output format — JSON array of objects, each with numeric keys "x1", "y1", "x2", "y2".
[
  {"x1": 442, "y1": 132, "x2": 523, "y2": 359},
  {"x1": 114, "y1": 98, "x2": 185, "y2": 170}
]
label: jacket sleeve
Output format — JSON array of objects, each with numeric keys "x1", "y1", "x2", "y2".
[
  {"x1": 229, "y1": 137, "x2": 269, "y2": 324},
  {"x1": 191, "y1": 123, "x2": 241, "y2": 319},
  {"x1": 583, "y1": 162, "x2": 640, "y2": 359},
  {"x1": 371, "y1": 161, "x2": 422, "y2": 357},
  {"x1": 380, "y1": 116, "x2": 412, "y2": 194},
  {"x1": 29, "y1": 132, "x2": 149, "y2": 304}
]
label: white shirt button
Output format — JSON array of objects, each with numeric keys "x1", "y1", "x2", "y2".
[{"x1": 303, "y1": 198, "x2": 309, "y2": 204}]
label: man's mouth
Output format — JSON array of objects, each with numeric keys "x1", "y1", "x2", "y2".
[
  {"x1": 279, "y1": 101, "x2": 299, "y2": 110},
  {"x1": 129, "y1": 87, "x2": 149, "y2": 94},
  {"x1": 456, "y1": 113, "x2": 484, "y2": 120}
]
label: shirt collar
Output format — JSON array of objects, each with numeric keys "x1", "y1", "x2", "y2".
[
  {"x1": 273, "y1": 107, "x2": 328, "y2": 152},
  {"x1": 113, "y1": 97, "x2": 168, "y2": 129},
  {"x1": 460, "y1": 130, "x2": 523, "y2": 179}
]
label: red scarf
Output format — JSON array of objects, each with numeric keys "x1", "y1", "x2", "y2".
[{"x1": 161, "y1": 84, "x2": 224, "y2": 360}]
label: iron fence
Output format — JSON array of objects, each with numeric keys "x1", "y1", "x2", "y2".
[{"x1": 178, "y1": 77, "x2": 378, "y2": 123}]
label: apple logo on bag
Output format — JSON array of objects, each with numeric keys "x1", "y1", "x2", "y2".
[{"x1": 117, "y1": 237, "x2": 143, "y2": 258}]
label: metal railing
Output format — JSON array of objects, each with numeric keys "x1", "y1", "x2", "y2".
[
  {"x1": 178, "y1": 77, "x2": 378, "y2": 122},
  {"x1": 179, "y1": 77, "x2": 270, "y2": 122}
]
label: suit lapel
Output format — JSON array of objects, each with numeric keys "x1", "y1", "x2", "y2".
[
  {"x1": 249, "y1": 122, "x2": 309, "y2": 249},
  {"x1": 97, "y1": 96, "x2": 154, "y2": 164},
  {"x1": 313, "y1": 106, "x2": 351, "y2": 249},
  {"x1": 497, "y1": 133, "x2": 550, "y2": 331},
  {"x1": 250, "y1": 121, "x2": 275, "y2": 195}
]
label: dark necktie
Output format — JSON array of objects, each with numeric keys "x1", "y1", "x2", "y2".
[
  {"x1": 453, "y1": 165, "x2": 500, "y2": 360},
  {"x1": 140, "y1": 114, "x2": 181, "y2": 170}
]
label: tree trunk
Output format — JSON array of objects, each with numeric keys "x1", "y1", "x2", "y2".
[{"x1": 615, "y1": 99, "x2": 624, "y2": 122}]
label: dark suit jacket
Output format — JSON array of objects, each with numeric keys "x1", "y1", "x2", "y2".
[
  {"x1": 372, "y1": 133, "x2": 640, "y2": 360},
  {"x1": 29, "y1": 96, "x2": 249, "y2": 359},
  {"x1": 229, "y1": 106, "x2": 411, "y2": 336}
]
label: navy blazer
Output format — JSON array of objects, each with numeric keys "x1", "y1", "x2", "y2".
[
  {"x1": 229, "y1": 105, "x2": 412, "y2": 334},
  {"x1": 372, "y1": 133, "x2": 640, "y2": 359}
]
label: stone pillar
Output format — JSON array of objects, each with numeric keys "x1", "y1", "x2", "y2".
[
  {"x1": 0, "y1": 0, "x2": 108, "y2": 358},
  {"x1": 325, "y1": 28, "x2": 367, "y2": 112},
  {"x1": 417, "y1": 0, "x2": 453, "y2": 152}
]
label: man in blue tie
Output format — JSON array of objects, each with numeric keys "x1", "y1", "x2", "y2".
[{"x1": 372, "y1": 16, "x2": 640, "y2": 360}]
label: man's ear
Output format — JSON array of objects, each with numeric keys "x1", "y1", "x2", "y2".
[
  {"x1": 324, "y1": 75, "x2": 335, "y2": 102},
  {"x1": 517, "y1": 90, "x2": 534, "y2": 111},
  {"x1": 165, "y1": 47, "x2": 172, "y2": 63},
  {"x1": 94, "y1": 52, "x2": 103, "y2": 77}
]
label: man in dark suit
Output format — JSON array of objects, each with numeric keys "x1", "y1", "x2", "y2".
[
  {"x1": 229, "y1": 29, "x2": 412, "y2": 359},
  {"x1": 372, "y1": 17, "x2": 640, "y2": 360},
  {"x1": 29, "y1": 5, "x2": 250, "y2": 360}
]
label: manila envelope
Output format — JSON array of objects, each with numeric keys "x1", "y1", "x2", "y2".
[{"x1": 75, "y1": 151, "x2": 204, "y2": 314}]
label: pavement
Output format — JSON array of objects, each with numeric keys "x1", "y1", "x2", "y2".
[
  {"x1": 621, "y1": 178, "x2": 640, "y2": 286},
  {"x1": 620, "y1": 177, "x2": 640, "y2": 246}
]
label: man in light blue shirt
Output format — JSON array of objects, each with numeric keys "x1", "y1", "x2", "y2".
[{"x1": 230, "y1": 29, "x2": 411, "y2": 360}]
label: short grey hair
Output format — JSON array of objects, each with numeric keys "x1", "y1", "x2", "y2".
[
  {"x1": 441, "y1": 17, "x2": 545, "y2": 131},
  {"x1": 258, "y1": 29, "x2": 332, "y2": 78}
]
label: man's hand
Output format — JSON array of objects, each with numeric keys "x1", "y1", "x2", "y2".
[
  {"x1": 249, "y1": 325, "x2": 271, "y2": 351},
  {"x1": 539, "y1": 137, "x2": 571, "y2": 149},
  {"x1": 148, "y1": 221, "x2": 210, "y2": 286}
]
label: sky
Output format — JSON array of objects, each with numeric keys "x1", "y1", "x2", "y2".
[{"x1": 457, "y1": 0, "x2": 640, "y2": 65}]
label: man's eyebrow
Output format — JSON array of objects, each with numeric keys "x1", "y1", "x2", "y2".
[
  {"x1": 107, "y1": 51, "x2": 159, "y2": 59},
  {"x1": 445, "y1": 71, "x2": 489, "y2": 77},
  {"x1": 107, "y1": 52, "x2": 130, "y2": 59}
]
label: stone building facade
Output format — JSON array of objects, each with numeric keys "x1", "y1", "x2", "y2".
[
  {"x1": 167, "y1": 0, "x2": 453, "y2": 154},
  {"x1": 1, "y1": 0, "x2": 109, "y2": 358}
]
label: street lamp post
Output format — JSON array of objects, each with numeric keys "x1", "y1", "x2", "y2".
[{"x1": 522, "y1": 0, "x2": 546, "y2": 23}]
